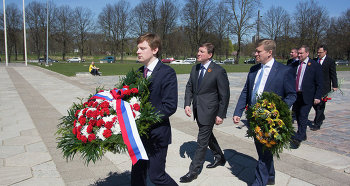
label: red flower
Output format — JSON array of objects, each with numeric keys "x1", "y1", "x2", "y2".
[
  {"x1": 88, "y1": 101, "x2": 94, "y2": 107},
  {"x1": 87, "y1": 124, "x2": 93, "y2": 133},
  {"x1": 89, "y1": 119, "x2": 97, "y2": 126},
  {"x1": 77, "y1": 125, "x2": 82, "y2": 132},
  {"x1": 86, "y1": 110, "x2": 93, "y2": 118},
  {"x1": 88, "y1": 134, "x2": 96, "y2": 142},
  {"x1": 77, "y1": 133, "x2": 82, "y2": 140},
  {"x1": 93, "y1": 110, "x2": 99, "y2": 118},
  {"x1": 123, "y1": 85, "x2": 129, "y2": 89},
  {"x1": 105, "y1": 121, "x2": 113, "y2": 129},
  {"x1": 124, "y1": 89, "x2": 131, "y2": 95},
  {"x1": 83, "y1": 102, "x2": 88, "y2": 107},
  {"x1": 73, "y1": 119, "x2": 77, "y2": 127},
  {"x1": 72, "y1": 127, "x2": 77, "y2": 135},
  {"x1": 81, "y1": 135, "x2": 87, "y2": 143},
  {"x1": 82, "y1": 108, "x2": 88, "y2": 115},
  {"x1": 133, "y1": 103, "x2": 140, "y2": 111},
  {"x1": 75, "y1": 110, "x2": 80, "y2": 117},
  {"x1": 100, "y1": 101, "x2": 110, "y2": 108},
  {"x1": 97, "y1": 119, "x2": 105, "y2": 127},
  {"x1": 112, "y1": 116, "x2": 118, "y2": 123},
  {"x1": 92, "y1": 101, "x2": 98, "y2": 108},
  {"x1": 103, "y1": 129, "x2": 112, "y2": 138},
  {"x1": 78, "y1": 116, "x2": 86, "y2": 125},
  {"x1": 131, "y1": 88, "x2": 139, "y2": 94}
]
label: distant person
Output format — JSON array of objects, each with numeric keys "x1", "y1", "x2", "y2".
[
  {"x1": 290, "y1": 45, "x2": 323, "y2": 149},
  {"x1": 233, "y1": 39, "x2": 296, "y2": 185},
  {"x1": 180, "y1": 43, "x2": 230, "y2": 183},
  {"x1": 89, "y1": 62, "x2": 100, "y2": 76},
  {"x1": 310, "y1": 45, "x2": 338, "y2": 131},
  {"x1": 287, "y1": 48, "x2": 299, "y2": 66}
]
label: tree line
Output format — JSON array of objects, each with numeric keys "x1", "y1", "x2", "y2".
[{"x1": 0, "y1": 0, "x2": 349, "y2": 63}]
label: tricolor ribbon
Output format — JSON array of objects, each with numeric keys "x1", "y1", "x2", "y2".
[{"x1": 90, "y1": 89, "x2": 148, "y2": 165}]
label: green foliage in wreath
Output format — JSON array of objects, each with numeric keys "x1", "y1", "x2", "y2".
[{"x1": 246, "y1": 92, "x2": 294, "y2": 158}]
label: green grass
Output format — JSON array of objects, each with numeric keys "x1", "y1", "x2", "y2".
[{"x1": 31, "y1": 61, "x2": 350, "y2": 77}]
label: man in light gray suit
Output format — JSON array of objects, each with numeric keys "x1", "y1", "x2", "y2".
[{"x1": 180, "y1": 43, "x2": 230, "y2": 183}]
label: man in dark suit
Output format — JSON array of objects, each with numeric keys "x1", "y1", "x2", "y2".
[
  {"x1": 290, "y1": 45, "x2": 323, "y2": 149},
  {"x1": 233, "y1": 39, "x2": 296, "y2": 186},
  {"x1": 287, "y1": 48, "x2": 299, "y2": 66},
  {"x1": 131, "y1": 33, "x2": 178, "y2": 186},
  {"x1": 310, "y1": 45, "x2": 338, "y2": 131},
  {"x1": 180, "y1": 43, "x2": 230, "y2": 183}
]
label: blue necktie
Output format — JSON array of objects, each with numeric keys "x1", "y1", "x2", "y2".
[
  {"x1": 198, "y1": 65, "x2": 205, "y2": 87},
  {"x1": 251, "y1": 65, "x2": 265, "y2": 104}
]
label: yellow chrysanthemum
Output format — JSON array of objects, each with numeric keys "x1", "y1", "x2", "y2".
[
  {"x1": 266, "y1": 117, "x2": 274, "y2": 124},
  {"x1": 271, "y1": 110, "x2": 279, "y2": 117},
  {"x1": 270, "y1": 140, "x2": 276, "y2": 145},
  {"x1": 262, "y1": 99, "x2": 269, "y2": 107},
  {"x1": 261, "y1": 139, "x2": 267, "y2": 144},
  {"x1": 274, "y1": 133, "x2": 279, "y2": 139},
  {"x1": 269, "y1": 128, "x2": 277, "y2": 134},
  {"x1": 255, "y1": 126, "x2": 261, "y2": 133},
  {"x1": 264, "y1": 132, "x2": 270, "y2": 137}
]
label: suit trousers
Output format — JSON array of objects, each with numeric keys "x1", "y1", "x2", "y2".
[
  {"x1": 252, "y1": 139, "x2": 275, "y2": 186},
  {"x1": 293, "y1": 93, "x2": 313, "y2": 142},
  {"x1": 189, "y1": 122, "x2": 224, "y2": 175},
  {"x1": 313, "y1": 100, "x2": 326, "y2": 126},
  {"x1": 131, "y1": 144, "x2": 178, "y2": 186}
]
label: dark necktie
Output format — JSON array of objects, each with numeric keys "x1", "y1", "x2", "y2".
[
  {"x1": 295, "y1": 61, "x2": 304, "y2": 91},
  {"x1": 198, "y1": 65, "x2": 205, "y2": 87},
  {"x1": 251, "y1": 65, "x2": 265, "y2": 104},
  {"x1": 143, "y1": 67, "x2": 149, "y2": 78}
]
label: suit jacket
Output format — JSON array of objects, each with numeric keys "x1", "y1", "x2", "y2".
[
  {"x1": 297, "y1": 59, "x2": 324, "y2": 104},
  {"x1": 314, "y1": 56, "x2": 338, "y2": 96},
  {"x1": 139, "y1": 61, "x2": 178, "y2": 147},
  {"x1": 184, "y1": 62, "x2": 230, "y2": 125},
  {"x1": 234, "y1": 61, "x2": 296, "y2": 117},
  {"x1": 287, "y1": 58, "x2": 299, "y2": 66}
]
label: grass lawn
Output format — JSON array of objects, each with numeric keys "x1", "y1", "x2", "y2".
[{"x1": 31, "y1": 61, "x2": 350, "y2": 77}]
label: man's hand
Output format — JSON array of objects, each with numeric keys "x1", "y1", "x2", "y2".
[
  {"x1": 215, "y1": 116, "x2": 223, "y2": 125},
  {"x1": 332, "y1": 87, "x2": 338, "y2": 91},
  {"x1": 233, "y1": 116, "x2": 241, "y2": 124},
  {"x1": 314, "y1": 99, "x2": 321, "y2": 105},
  {"x1": 185, "y1": 106, "x2": 192, "y2": 117}
]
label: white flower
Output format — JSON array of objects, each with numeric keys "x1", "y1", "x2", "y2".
[
  {"x1": 81, "y1": 125, "x2": 89, "y2": 137},
  {"x1": 103, "y1": 115, "x2": 116, "y2": 123},
  {"x1": 129, "y1": 97, "x2": 140, "y2": 106},
  {"x1": 78, "y1": 109, "x2": 84, "y2": 118},
  {"x1": 96, "y1": 99, "x2": 104, "y2": 104},
  {"x1": 111, "y1": 100, "x2": 117, "y2": 110},
  {"x1": 111, "y1": 121, "x2": 121, "y2": 135},
  {"x1": 134, "y1": 111, "x2": 141, "y2": 120},
  {"x1": 96, "y1": 127, "x2": 107, "y2": 141}
]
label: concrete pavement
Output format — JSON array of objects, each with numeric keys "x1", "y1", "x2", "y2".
[{"x1": 1, "y1": 63, "x2": 350, "y2": 186}]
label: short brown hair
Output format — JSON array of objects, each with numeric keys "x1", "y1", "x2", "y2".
[
  {"x1": 257, "y1": 39, "x2": 276, "y2": 56},
  {"x1": 137, "y1": 33, "x2": 162, "y2": 57},
  {"x1": 200, "y1": 43, "x2": 215, "y2": 58},
  {"x1": 299, "y1": 45, "x2": 310, "y2": 53}
]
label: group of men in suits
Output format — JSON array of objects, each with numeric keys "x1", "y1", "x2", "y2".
[{"x1": 132, "y1": 33, "x2": 337, "y2": 186}]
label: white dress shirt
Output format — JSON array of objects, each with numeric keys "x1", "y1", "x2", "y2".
[
  {"x1": 253, "y1": 58, "x2": 275, "y2": 96},
  {"x1": 144, "y1": 58, "x2": 159, "y2": 78}
]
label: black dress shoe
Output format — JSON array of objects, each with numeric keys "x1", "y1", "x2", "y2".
[
  {"x1": 290, "y1": 139, "x2": 301, "y2": 149},
  {"x1": 180, "y1": 172, "x2": 198, "y2": 183},
  {"x1": 267, "y1": 180, "x2": 275, "y2": 185},
  {"x1": 310, "y1": 125, "x2": 320, "y2": 131},
  {"x1": 206, "y1": 157, "x2": 226, "y2": 168}
]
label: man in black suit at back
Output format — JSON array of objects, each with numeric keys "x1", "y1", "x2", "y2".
[{"x1": 310, "y1": 45, "x2": 338, "y2": 131}]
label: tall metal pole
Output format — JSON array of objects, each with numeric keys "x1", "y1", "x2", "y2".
[
  {"x1": 46, "y1": 0, "x2": 49, "y2": 66},
  {"x1": 23, "y1": 0, "x2": 27, "y2": 66},
  {"x1": 3, "y1": 0, "x2": 8, "y2": 66},
  {"x1": 257, "y1": 10, "x2": 260, "y2": 41}
]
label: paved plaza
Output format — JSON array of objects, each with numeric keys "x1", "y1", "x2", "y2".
[{"x1": 1, "y1": 63, "x2": 350, "y2": 186}]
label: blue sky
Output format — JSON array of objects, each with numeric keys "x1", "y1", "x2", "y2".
[{"x1": 1, "y1": 0, "x2": 349, "y2": 18}]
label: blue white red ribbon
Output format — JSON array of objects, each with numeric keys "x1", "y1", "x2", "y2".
[{"x1": 90, "y1": 89, "x2": 148, "y2": 165}]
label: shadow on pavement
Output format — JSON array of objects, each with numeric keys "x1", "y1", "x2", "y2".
[{"x1": 93, "y1": 171, "x2": 131, "y2": 186}]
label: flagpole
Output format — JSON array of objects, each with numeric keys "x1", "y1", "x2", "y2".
[
  {"x1": 23, "y1": 0, "x2": 27, "y2": 66},
  {"x1": 3, "y1": 0, "x2": 8, "y2": 66},
  {"x1": 46, "y1": 0, "x2": 49, "y2": 66}
]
